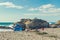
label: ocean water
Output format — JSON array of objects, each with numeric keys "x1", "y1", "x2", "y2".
[
  {"x1": 0, "y1": 22, "x2": 55, "y2": 27},
  {"x1": 0, "y1": 22, "x2": 14, "y2": 31},
  {"x1": 0, "y1": 22, "x2": 14, "y2": 27},
  {"x1": 49, "y1": 22, "x2": 55, "y2": 24}
]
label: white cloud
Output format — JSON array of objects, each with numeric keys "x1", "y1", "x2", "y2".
[
  {"x1": 29, "y1": 8, "x2": 38, "y2": 11},
  {"x1": 39, "y1": 4, "x2": 54, "y2": 9},
  {"x1": 0, "y1": 2, "x2": 24, "y2": 9},
  {"x1": 24, "y1": 13, "x2": 60, "y2": 16},
  {"x1": 28, "y1": 4, "x2": 60, "y2": 13}
]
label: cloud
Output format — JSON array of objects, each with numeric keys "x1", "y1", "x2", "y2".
[
  {"x1": 28, "y1": 8, "x2": 38, "y2": 11},
  {"x1": 0, "y1": 2, "x2": 24, "y2": 9},
  {"x1": 24, "y1": 13, "x2": 60, "y2": 16},
  {"x1": 28, "y1": 4, "x2": 60, "y2": 13}
]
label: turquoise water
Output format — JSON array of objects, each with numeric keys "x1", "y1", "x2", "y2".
[
  {"x1": 0, "y1": 22, "x2": 14, "y2": 27},
  {"x1": 0, "y1": 22, "x2": 55, "y2": 27},
  {"x1": 49, "y1": 22, "x2": 55, "y2": 24}
]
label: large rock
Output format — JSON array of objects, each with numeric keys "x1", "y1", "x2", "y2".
[
  {"x1": 13, "y1": 18, "x2": 49, "y2": 30},
  {"x1": 27, "y1": 18, "x2": 50, "y2": 29}
]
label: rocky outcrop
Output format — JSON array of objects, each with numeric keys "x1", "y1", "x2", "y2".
[
  {"x1": 16, "y1": 19, "x2": 49, "y2": 29},
  {"x1": 28, "y1": 18, "x2": 49, "y2": 29},
  {"x1": 0, "y1": 26, "x2": 13, "y2": 29},
  {"x1": 50, "y1": 24, "x2": 60, "y2": 28},
  {"x1": 15, "y1": 18, "x2": 49, "y2": 30}
]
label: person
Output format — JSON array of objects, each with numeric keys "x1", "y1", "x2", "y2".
[{"x1": 25, "y1": 20, "x2": 31, "y2": 31}]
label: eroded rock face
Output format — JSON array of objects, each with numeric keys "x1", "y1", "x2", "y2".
[
  {"x1": 14, "y1": 18, "x2": 49, "y2": 30},
  {"x1": 28, "y1": 19, "x2": 49, "y2": 29}
]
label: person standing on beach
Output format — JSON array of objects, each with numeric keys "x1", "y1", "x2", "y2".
[{"x1": 25, "y1": 20, "x2": 31, "y2": 31}]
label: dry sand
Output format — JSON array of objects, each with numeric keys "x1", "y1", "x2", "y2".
[{"x1": 0, "y1": 28, "x2": 60, "y2": 40}]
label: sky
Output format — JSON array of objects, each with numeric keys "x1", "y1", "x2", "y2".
[{"x1": 0, "y1": 0, "x2": 60, "y2": 22}]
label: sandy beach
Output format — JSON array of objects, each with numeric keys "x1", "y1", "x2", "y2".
[{"x1": 0, "y1": 28, "x2": 60, "y2": 40}]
